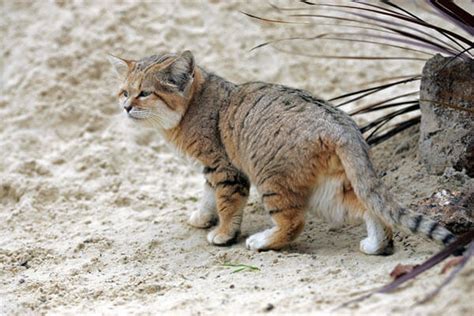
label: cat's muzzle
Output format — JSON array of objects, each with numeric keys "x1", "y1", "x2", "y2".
[{"x1": 127, "y1": 108, "x2": 151, "y2": 120}]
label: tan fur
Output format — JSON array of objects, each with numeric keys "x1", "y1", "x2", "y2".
[{"x1": 109, "y1": 51, "x2": 456, "y2": 254}]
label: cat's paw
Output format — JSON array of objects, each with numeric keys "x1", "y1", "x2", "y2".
[
  {"x1": 188, "y1": 210, "x2": 217, "y2": 228},
  {"x1": 360, "y1": 237, "x2": 394, "y2": 256},
  {"x1": 207, "y1": 228, "x2": 239, "y2": 246},
  {"x1": 245, "y1": 228, "x2": 275, "y2": 251}
]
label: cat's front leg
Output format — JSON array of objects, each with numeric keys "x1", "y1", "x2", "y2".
[
  {"x1": 188, "y1": 181, "x2": 218, "y2": 228},
  {"x1": 206, "y1": 172, "x2": 250, "y2": 246}
]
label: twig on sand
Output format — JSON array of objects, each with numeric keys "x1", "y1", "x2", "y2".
[
  {"x1": 417, "y1": 241, "x2": 474, "y2": 304},
  {"x1": 335, "y1": 230, "x2": 474, "y2": 310}
]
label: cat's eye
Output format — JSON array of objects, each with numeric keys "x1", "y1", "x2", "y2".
[
  {"x1": 122, "y1": 90, "x2": 129, "y2": 98},
  {"x1": 138, "y1": 91, "x2": 152, "y2": 98}
]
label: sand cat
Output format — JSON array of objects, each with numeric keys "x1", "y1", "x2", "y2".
[{"x1": 109, "y1": 50, "x2": 455, "y2": 255}]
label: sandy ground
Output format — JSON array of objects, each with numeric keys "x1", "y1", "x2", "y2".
[{"x1": 1, "y1": 1, "x2": 473, "y2": 315}]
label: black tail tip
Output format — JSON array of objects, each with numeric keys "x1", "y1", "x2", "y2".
[
  {"x1": 452, "y1": 245, "x2": 467, "y2": 257},
  {"x1": 442, "y1": 234, "x2": 466, "y2": 256}
]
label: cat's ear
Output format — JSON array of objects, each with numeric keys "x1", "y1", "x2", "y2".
[
  {"x1": 107, "y1": 54, "x2": 133, "y2": 78},
  {"x1": 162, "y1": 50, "x2": 195, "y2": 92}
]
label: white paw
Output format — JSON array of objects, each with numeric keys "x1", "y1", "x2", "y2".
[
  {"x1": 207, "y1": 228, "x2": 237, "y2": 246},
  {"x1": 359, "y1": 237, "x2": 382, "y2": 255},
  {"x1": 188, "y1": 210, "x2": 216, "y2": 228},
  {"x1": 245, "y1": 228, "x2": 275, "y2": 251}
]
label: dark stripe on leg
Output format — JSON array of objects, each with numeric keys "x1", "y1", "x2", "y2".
[
  {"x1": 203, "y1": 166, "x2": 218, "y2": 174},
  {"x1": 269, "y1": 208, "x2": 282, "y2": 215},
  {"x1": 262, "y1": 192, "x2": 278, "y2": 199},
  {"x1": 230, "y1": 186, "x2": 249, "y2": 197},
  {"x1": 216, "y1": 179, "x2": 248, "y2": 188},
  {"x1": 205, "y1": 180, "x2": 215, "y2": 189}
]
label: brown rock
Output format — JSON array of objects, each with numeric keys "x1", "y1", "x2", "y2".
[{"x1": 419, "y1": 54, "x2": 474, "y2": 177}]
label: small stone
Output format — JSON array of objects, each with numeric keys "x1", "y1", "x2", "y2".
[
  {"x1": 395, "y1": 140, "x2": 410, "y2": 154},
  {"x1": 263, "y1": 303, "x2": 274, "y2": 312},
  {"x1": 19, "y1": 260, "x2": 30, "y2": 269}
]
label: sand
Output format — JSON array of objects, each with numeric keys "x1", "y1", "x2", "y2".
[{"x1": 1, "y1": 1, "x2": 473, "y2": 315}]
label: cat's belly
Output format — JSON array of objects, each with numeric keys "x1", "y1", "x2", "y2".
[
  {"x1": 309, "y1": 175, "x2": 348, "y2": 225},
  {"x1": 308, "y1": 174, "x2": 364, "y2": 225}
]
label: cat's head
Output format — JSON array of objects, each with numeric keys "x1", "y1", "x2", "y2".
[{"x1": 108, "y1": 51, "x2": 196, "y2": 129}]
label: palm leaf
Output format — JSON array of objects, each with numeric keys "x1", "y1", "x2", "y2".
[{"x1": 243, "y1": 0, "x2": 472, "y2": 146}]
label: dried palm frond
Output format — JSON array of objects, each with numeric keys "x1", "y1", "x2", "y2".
[
  {"x1": 336, "y1": 230, "x2": 474, "y2": 309},
  {"x1": 244, "y1": 0, "x2": 473, "y2": 146}
]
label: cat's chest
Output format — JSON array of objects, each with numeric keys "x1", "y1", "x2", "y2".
[{"x1": 164, "y1": 139, "x2": 203, "y2": 172}]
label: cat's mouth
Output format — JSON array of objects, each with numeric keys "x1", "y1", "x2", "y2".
[{"x1": 127, "y1": 108, "x2": 152, "y2": 120}]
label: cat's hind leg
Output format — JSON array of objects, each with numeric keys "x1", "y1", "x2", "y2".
[
  {"x1": 360, "y1": 211, "x2": 394, "y2": 255},
  {"x1": 188, "y1": 181, "x2": 218, "y2": 228},
  {"x1": 246, "y1": 187, "x2": 306, "y2": 251},
  {"x1": 342, "y1": 184, "x2": 394, "y2": 255}
]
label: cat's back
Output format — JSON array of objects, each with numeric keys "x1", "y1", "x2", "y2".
[
  {"x1": 224, "y1": 81, "x2": 359, "y2": 142},
  {"x1": 233, "y1": 82, "x2": 356, "y2": 123},
  {"x1": 219, "y1": 81, "x2": 362, "y2": 175}
]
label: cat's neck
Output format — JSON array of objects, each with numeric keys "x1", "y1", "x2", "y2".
[
  {"x1": 163, "y1": 67, "x2": 236, "y2": 144},
  {"x1": 193, "y1": 67, "x2": 236, "y2": 103}
]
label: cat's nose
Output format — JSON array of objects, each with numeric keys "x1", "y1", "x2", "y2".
[{"x1": 124, "y1": 105, "x2": 133, "y2": 113}]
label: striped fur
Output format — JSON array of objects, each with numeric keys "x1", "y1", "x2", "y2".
[{"x1": 109, "y1": 51, "x2": 456, "y2": 254}]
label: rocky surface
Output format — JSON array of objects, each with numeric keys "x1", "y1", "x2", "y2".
[{"x1": 419, "y1": 54, "x2": 474, "y2": 177}]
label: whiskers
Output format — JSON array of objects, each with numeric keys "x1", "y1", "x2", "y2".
[
  {"x1": 127, "y1": 109, "x2": 166, "y2": 129},
  {"x1": 127, "y1": 104, "x2": 182, "y2": 130},
  {"x1": 129, "y1": 108, "x2": 152, "y2": 119},
  {"x1": 142, "y1": 112, "x2": 168, "y2": 128}
]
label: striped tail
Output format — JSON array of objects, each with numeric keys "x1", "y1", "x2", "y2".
[
  {"x1": 388, "y1": 207, "x2": 456, "y2": 245},
  {"x1": 336, "y1": 143, "x2": 456, "y2": 246}
]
